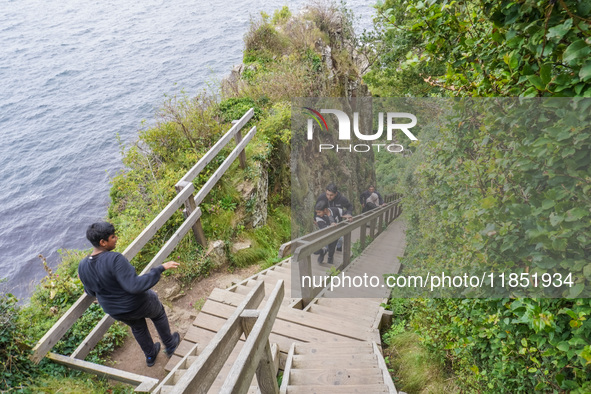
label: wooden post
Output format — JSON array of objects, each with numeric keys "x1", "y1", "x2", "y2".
[
  {"x1": 234, "y1": 128, "x2": 247, "y2": 169},
  {"x1": 176, "y1": 181, "x2": 207, "y2": 248},
  {"x1": 370, "y1": 218, "x2": 376, "y2": 238},
  {"x1": 299, "y1": 256, "x2": 313, "y2": 307},
  {"x1": 342, "y1": 232, "x2": 352, "y2": 268},
  {"x1": 221, "y1": 282, "x2": 283, "y2": 394},
  {"x1": 360, "y1": 222, "x2": 366, "y2": 250},
  {"x1": 377, "y1": 213, "x2": 383, "y2": 235}
]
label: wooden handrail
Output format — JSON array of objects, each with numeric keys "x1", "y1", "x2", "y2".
[
  {"x1": 155, "y1": 282, "x2": 265, "y2": 393},
  {"x1": 31, "y1": 109, "x2": 256, "y2": 372},
  {"x1": 193, "y1": 126, "x2": 256, "y2": 207},
  {"x1": 153, "y1": 281, "x2": 285, "y2": 393},
  {"x1": 221, "y1": 281, "x2": 284, "y2": 394},
  {"x1": 290, "y1": 198, "x2": 402, "y2": 305},
  {"x1": 176, "y1": 108, "x2": 254, "y2": 187}
]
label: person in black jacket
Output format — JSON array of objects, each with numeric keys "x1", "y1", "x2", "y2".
[
  {"x1": 78, "y1": 222, "x2": 180, "y2": 367},
  {"x1": 314, "y1": 183, "x2": 353, "y2": 252},
  {"x1": 360, "y1": 185, "x2": 384, "y2": 213},
  {"x1": 315, "y1": 183, "x2": 354, "y2": 219},
  {"x1": 314, "y1": 200, "x2": 343, "y2": 264}
]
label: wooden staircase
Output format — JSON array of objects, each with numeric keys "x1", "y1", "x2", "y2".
[
  {"x1": 157, "y1": 214, "x2": 406, "y2": 393},
  {"x1": 279, "y1": 342, "x2": 396, "y2": 394}
]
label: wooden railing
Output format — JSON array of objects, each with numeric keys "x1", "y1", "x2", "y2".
[
  {"x1": 153, "y1": 280, "x2": 284, "y2": 393},
  {"x1": 290, "y1": 194, "x2": 402, "y2": 306},
  {"x1": 30, "y1": 109, "x2": 256, "y2": 391}
]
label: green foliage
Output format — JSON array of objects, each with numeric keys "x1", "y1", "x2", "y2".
[
  {"x1": 272, "y1": 6, "x2": 291, "y2": 25},
  {"x1": 369, "y1": 3, "x2": 591, "y2": 390},
  {"x1": 397, "y1": 298, "x2": 591, "y2": 392},
  {"x1": 1, "y1": 252, "x2": 129, "y2": 392},
  {"x1": 231, "y1": 206, "x2": 291, "y2": 268},
  {"x1": 383, "y1": 331, "x2": 459, "y2": 393},
  {"x1": 218, "y1": 97, "x2": 263, "y2": 123},
  {"x1": 1, "y1": 293, "x2": 33, "y2": 390},
  {"x1": 378, "y1": 99, "x2": 591, "y2": 390},
  {"x1": 366, "y1": 0, "x2": 591, "y2": 97}
]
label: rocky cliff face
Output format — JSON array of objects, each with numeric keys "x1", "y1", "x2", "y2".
[{"x1": 222, "y1": 3, "x2": 378, "y2": 238}]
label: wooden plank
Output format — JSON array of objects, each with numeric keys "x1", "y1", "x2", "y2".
[
  {"x1": 183, "y1": 322, "x2": 292, "y2": 372},
  {"x1": 288, "y1": 368, "x2": 383, "y2": 386},
  {"x1": 154, "y1": 342, "x2": 200, "y2": 393},
  {"x1": 71, "y1": 314, "x2": 115, "y2": 359},
  {"x1": 291, "y1": 356, "x2": 378, "y2": 369},
  {"x1": 221, "y1": 281, "x2": 284, "y2": 394},
  {"x1": 278, "y1": 242, "x2": 292, "y2": 259},
  {"x1": 176, "y1": 108, "x2": 254, "y2": 186},
  {"x1": 171, "y1": 281, "x2": 264, "y2": 393},
  {"x1": 48, "y1": 353, "x2": 158, "y2": 392},
  {"x1": 373, "y1": 342, "x2": 398, "y2": 394},
  {"x1": 193, "y1": 126, "x2": 257, "y2": 207},
  {"x1": 279, "y1": 343, "x2": 295, "y2": 394},
  {"x1": 293, "y1": 343, "x2": 374, "y2": 355},
  {"x1": 176, "y1": 181, "x2": 207, "y2": 247},
  {"x1": 72, "y1": 207, "x2": 203, "y2": 360},
  {"x1": 200, "y1": 298, "x2": 373, "y2": 342},
  {"x1": 139, "y1": 206, "x2": 203, "y2": 274},
  {"x1": 285, "y1": 385, "x2": 388, "y2": 394},
  {"x1": 342, "y1": 233, "x2": 351, "y2": 269},
  {"x1": 30, "y1": 294, "x2": 95, "y2": 363}
]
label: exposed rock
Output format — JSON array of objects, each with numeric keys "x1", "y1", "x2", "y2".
[
  {"x1": 231, "y1": 241, "x2": 251, "y2": 254},
  {"x1": 163, "y1": 283, "x2": 182, "y2": 300},
  {"x1": 237, "y1": 162, "x2": 268, "y2": 228},
  {"x1": 206, "y1": 240, "x2": 226, "y2": 268}
]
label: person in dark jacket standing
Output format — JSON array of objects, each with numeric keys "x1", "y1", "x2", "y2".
[
  {"x1": 315, "y1": 183, "x2": 354, "y2": 219},
  {"x1": 314, "y1": 200, "x2": 343, "y2": 264},
  {"x1": 314, "y1": 183, "x2": 353, "y2": 251},
  {"x1": 360, "y1": 185, "x2": 384, "y2": 213},
  {"x1": 78, "y1": 222, "x2": 180, "y2": 367}
]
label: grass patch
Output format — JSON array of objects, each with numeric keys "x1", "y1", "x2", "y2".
[{"x1": 385, "y1": 332, "x2": 458, "y2": 394}]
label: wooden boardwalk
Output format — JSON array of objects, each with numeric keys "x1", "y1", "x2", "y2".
[{"x1": 162, "y1": 219, "x2": 406, "y2": 393}]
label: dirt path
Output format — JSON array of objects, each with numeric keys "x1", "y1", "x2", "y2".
[{"x1": 106, "y1": 264, "x2": 261, "y2": 381}]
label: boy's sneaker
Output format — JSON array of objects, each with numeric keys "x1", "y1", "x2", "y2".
[
  {"x1": 327, "y1": 256, "x2": 334, "y2": 265},
  {"x1": 165, "y1": 332, "x2": 180, "y2": 358},
  {"x1": 317, "y1": 248, "x2": 326, "y2": 264},
  {"x1": 146, "y1": 342, "x2": 161, "y2": 367}
]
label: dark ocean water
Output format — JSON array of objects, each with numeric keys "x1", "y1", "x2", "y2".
[{"x1": 0, "y1": 0, "x2": 374, "y2": 300}]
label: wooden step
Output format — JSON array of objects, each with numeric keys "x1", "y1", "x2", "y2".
[
  {"x1": 307, "y1": 304, "x2": 375, "y2": 325},
  {"x1": 291, "y1": 355, "x2": 378, "y2": 369},
  {"x1": 314, "y1": 298, "x2": 382, "y2": 315},
  {"x1": 294, "y1": 342, "x2": 374, "y2": 355},
  {"x1": 201, "y1": 295, "x2": 376, "y2": 342},
  {"x1": 286, "y1": 384, "x2": 389, "y2": 393},
  {"x1": 289, "y1": 368, "x2": 383, "y2": 386}
]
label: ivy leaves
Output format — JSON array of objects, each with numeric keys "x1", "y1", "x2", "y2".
[{"x1": 367, "y1": 0, "x2": 591, "y2": 97}]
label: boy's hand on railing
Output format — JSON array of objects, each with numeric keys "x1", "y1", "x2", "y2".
[{"x1": 162, "y1": 261, "x2": 180, "y2": 270}]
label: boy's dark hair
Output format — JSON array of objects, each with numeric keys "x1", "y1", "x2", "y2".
[
  {"x1": 86, "y1": 222, "x2": 115, "y2": 247},
  {"x1": 315, "y1": 200, "x2": 328, "y2": 211},
  {"x1": 326, "y1": 183, "x2": 338, "y2": 193}
]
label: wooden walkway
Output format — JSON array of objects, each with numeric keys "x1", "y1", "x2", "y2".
[{"x1": 162, "y1": 219, "x2": 406, "y2": 393}]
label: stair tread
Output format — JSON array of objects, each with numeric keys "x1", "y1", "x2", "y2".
[{"x1": 286, "y1": 384, "x2": 389, "y2": 394}]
